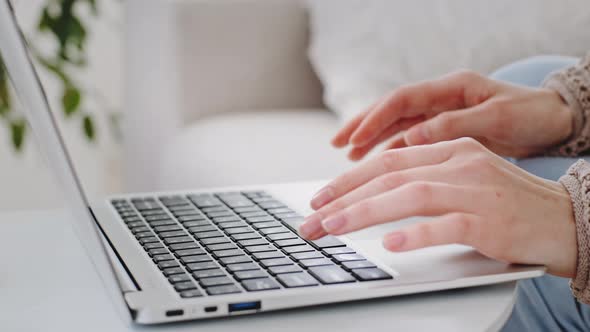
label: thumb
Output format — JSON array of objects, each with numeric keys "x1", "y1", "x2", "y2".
[{"x1": 404, "y1": 107, "x2": 489, "y2": 145}]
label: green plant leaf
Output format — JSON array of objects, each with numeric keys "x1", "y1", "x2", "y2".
[
  {"x1": 83, "y1": 115, "x2": 95, "y2": 140},
  {"x1": 10, "y1": 119, "x2": 26, "y2": 151},
  {"x1": 62, "y1": 86, "x2": 81, "y2": 116}
]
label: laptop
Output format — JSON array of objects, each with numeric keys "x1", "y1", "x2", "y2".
[{"x1": 0, "y1": 0, "x2": 544, "y2": 325}]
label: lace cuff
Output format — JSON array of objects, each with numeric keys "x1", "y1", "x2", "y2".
[
  {"x1": 544, "y1": 54, "x2": 590, "y2": 157},
  {"x1": 559, "y1": 160, "x2": 590, "y2": 304}
]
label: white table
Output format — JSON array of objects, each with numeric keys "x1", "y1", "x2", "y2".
[{"x1": 0, "y1": 209, "x2": 517, "y2": 332}]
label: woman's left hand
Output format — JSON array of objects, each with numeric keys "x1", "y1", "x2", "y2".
[{"x1": 299, "y1": 137, "x2": 578, "y2": 278}]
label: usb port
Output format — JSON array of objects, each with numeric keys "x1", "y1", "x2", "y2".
[{"x1": 228, "y1": 301, "x2": 261, "y2": 313}]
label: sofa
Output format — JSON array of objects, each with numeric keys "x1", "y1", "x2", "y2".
[{"x1": 123, "y1": 0, "x2": 588, "y2": 193}]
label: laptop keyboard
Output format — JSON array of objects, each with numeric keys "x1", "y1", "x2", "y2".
[{"x1": 111, "y1": 191, "x2": 392, "y2": 298}]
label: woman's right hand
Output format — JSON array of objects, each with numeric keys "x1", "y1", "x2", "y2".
[{"x1": 333, "y1": 70, "x2": 574, "y2": 160}]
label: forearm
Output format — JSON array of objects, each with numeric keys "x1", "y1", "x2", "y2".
[{"x1": 544, "y1": 54, "x2": 590, "y2": 156}]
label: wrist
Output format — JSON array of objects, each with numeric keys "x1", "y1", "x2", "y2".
[
  {"x1": 546, "y1": 181, "x2": 578, "y2": 278},
  {"x1": 547, "y1": 88, "x2": 574, "y2": 146}
]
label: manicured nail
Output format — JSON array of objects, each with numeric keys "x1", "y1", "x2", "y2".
[
  {"x1": 321, "y1": 214, "x2": 346, "y2": 233},
  {"x1": 299, "y1": 215, "x2": 323, "y2": 238},
  {"x1": 310, "y1": 187, "x2": 334, "y2": 210},
  {"x1": 384, "y1": 232, "x2": 406, "y2": 250}
]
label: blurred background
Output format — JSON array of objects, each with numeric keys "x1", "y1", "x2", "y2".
[{"x1": 2, "y1": 0, "x2": 590, "y2": 211}]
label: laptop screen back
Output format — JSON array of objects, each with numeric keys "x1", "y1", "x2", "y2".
[{"x1": 0, "y1": 0, "x2": 131, "y2": 322}]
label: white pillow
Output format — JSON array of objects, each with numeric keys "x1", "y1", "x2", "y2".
[{"x1": 307, "y1": 0, "x2": 590, "y2": 120}]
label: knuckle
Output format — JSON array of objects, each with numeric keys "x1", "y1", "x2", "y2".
[
  {"x1": 354, "y1": 200, "x2": 373, "y2": 219},
  {"x1": 379, "y1": 150, "x2": 399, "y2": 171},
  {"x1": 415, "y1": 223, "x2": 434, "y2": 245},
  {"x1": 453, "y1": 214, "x2": 474, "y2": 243},
  {"x1": 380, "y1": 172, "x2": 405, "y2": 190},
  {"x1": 407, "y1": 182, "x2": 433, "y2": 201},
  {"x1": 434, "y1": 112, "x2": 454, "y2": 133},
  {"x1": 454, "y1": 137, "x2": 482, "y2": 150},
  {"x1": 452, "y1": 69, "x2": 482, "y2": 83}
]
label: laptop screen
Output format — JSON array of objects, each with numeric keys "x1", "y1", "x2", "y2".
[{"x1": 0, "y1": 0, "x2": 131, "y2": 321}]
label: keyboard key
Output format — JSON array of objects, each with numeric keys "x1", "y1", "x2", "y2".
[
  {"x1": 220, "y1": 256, "x2": 253, "y2": 265},
  {"x1": 275, "y1": 212, "x2": 303, "y2": 220},
  {"x1": 153, "y1": 225, "x2": 182, "y2": 233},
  {"x1": 241, "y1": 211, "x2": 269, "y2": 218},
  {"x1": 244, "y1": 244, "x2": 276, "y2": 253},
  {"x1": 205, "y1": 243, "x2": 237, "y2": 251},
  {"x1": 266, "y1": 232, "x2": 298, "y2": 241},
  {"x1": 200, "y1": 237, "x2": 231, "y2": 245},
  {"x1": 131, "y1": 226, "x2": 150, "y2": 234},
  {"x1": 252, "y1": 251, "x2": 285, "y2": 260},
  {"x1": 168, "y1": 274, "x2": 192, "y2": 284},
  {"x1": 173, "y1": 210, "x2": 201, "y2": 217},
  {"x1": 290, "y1": 251, "x2": 324, "y2": 261},
  {"x1": 202, "y1": 206, "x2": 230, "y2": 213},
  {"x1": 234, "y1": 270, "x2": 268, "y2": 281},
  {"x1": 153, "y1": 254, "x2": 175, "y2": 262},
  {"x1": 159, "y1": 230, "x2": 187, "y2": 238},
  {"x1": 135, "y1": 231, "x2": 155, "y2": 239},
  {"x1": 207, "y1": 211, "x2": 234, "y2": 218},
  {"x1": 282, "y1": 245, "x2": 314, "y2": 254},
  {"x1": 260, "y1": 227, "x2": 290, "y2": 235},
  {"x1": 186, "y1": 261, "x2": 219, "y2": 272},
  {"x1": 268, "y1": 265, "x2": 303, "y2": 275},
  {"x1": 193, "y1": 269, "x2": 226, "y2": 279},
  {"x1": 193, "y1": 231, "x2": 224, "y2": 239},
  {"x1": 148, "y1": 248, "x2": 170, "y2": 256},
  {"x1": 234, "y1": 206, "x2": 263, "y2": 214},
  {"x1": 163, "y1": 236, "x2": 194, "y2": 245},
  {"x1": 148, "y1": 219, "x2": 176, "y2": 227},
  {"x1": 231, "y1": 233, "x2": 261, "y2": 241},
  {"x1": 308, "y1": 266, "x2": 355, "y2": 284},
  {"x1": 180, "y1": 289, "x2": 203, "y2": 298},
  {"x1": 281, "y1": 216, "x2": 305, "y2": 230},
  {"x1": 139, "y1": 237, "x2": 160, "y2": 245},
  {"x1": 144, "y1": 214, "x2": 171, "y2": 222},
  {"x1": 180, "y1": 255, "x2": 212, "y2": 264},
  {"x1": 174, "y1": 248, "x2": 206, "y2": 257},
  {"x1": 178, "y1": 215, "x2": 206, "y2": 222},
  {"x1": 163, "y1": 267, "x2": 185, "y2": 276},
  {"x1": 218, "y1": 221, "x2": 248, "y2": 229},
  {"x1": 169, "y1": 242, "x2": 199, "y2": 251},
  {"x1": 311, "y1": 236, "x2": 346, "y2": 249},
  {"x1": 126, "y1": 221, "x2": 144, "y2": 228},
  {"x1": 267, "y1": 208, "x2": 294, "y2": 215},
  {"x1": 252, "y1": 221, "x2": 282, "y2": 229},
  {"x1": 224, "y1": 227, "x2": 254, "y2": 235},
  {"x1": 218, "y1": 194, "x2": 254, "y2": 208},
  {"x1": 189, "y1": 194, "x2": 223, "y2": 208},
  {"x1": 299, "y1": 258, "x2": 333, "y2": 268},
  {"x1": 174, "y1": 281, "x2": 197, "y2": 291},
  {"x1": 274, "y1": 239, "x2": 307, "y2": 247},
  {"x1": 226, "y1": 263, "x2": 260, "y2": 272},
  {"x1": 277, "y1": 272, "x2": 319, "y2": 288},
  {"x1": 258, "y1": 201, "x2": 285, "y2": 210},
  {"x1": 323, "y1": 247, "x2": 355, "y2": 256},
  {"x1": 237, "y1": 238, "x2": 269, "y2": 247},
  {"x1": 206, "y1": 284, "x2": 241, "y2": 296},
  {"x1": 241, "y1": 278, "x2": 280, "y2": 291},
  {"x1": 158, "y1": 261, "x2": 180, "y2": 269},
  {"x1": 245, "y1": 216, "x2": 275, "y2": 223},
  {"x1": 143, "y1": 242, "x2": 164, "y2": 250},
  {"x1": 141, "y1": 209, "x2": 167, "y2": 216},
  {"x1": 259, "y1": 258, "x2": 293, "y2": 268},
  {"x1": 351, "y1": 268, "x2": 392, "y2": 281},
  {"x1": 187, "y1": 225, "x2": 218, "y2": 233},
  {"x1": 342, "y1": 260, "x2": 376, "y2": 270},
  {"x1": 199, "y1": 276, "x2": 235, "y2": 287},
  {"x1": 212, "y1": 216, "x2": 241, "y2": 224},
  {"x1": 212, "y1": 249, "x2": 244, "y2": 258},
  {"x1": 182, "y1": 220, "x2": 210, "y2": 227},
  {"x1": 332, "y1": 254, "x2": 366, "y2": 262}
]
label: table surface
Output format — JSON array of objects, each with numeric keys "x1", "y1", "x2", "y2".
[{"x1": 0, "y1": 205, "x2": 517, "y2": 332}]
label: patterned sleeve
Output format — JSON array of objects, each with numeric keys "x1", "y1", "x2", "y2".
[{"x1": 543, "y1": 54, "x2": 590, "y2": 156}]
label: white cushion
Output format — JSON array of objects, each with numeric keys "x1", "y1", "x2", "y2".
[
  {"x1": 307, "y1": 0, "x2": 590, "y2": 120},
  {"x1": 156, "y1": 110, "x2": 355, "y2": 190}
]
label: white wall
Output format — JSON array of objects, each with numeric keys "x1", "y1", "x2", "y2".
[{"x1": 0, "y1": 0, "x2": 123, "y2": 210}]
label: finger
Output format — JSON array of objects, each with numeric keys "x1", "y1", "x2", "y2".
[
  {"x1": 383, "y1": 132, "x2": 408, "y2": 151},
  {"x1": 348, "y1": 116, "x2": 424, "y2": 161},
  {"x1": 310, "y1": 141, "x2": 455, "y2": 210},
  {"x1": 349, "y1": 71, "x2": 491, "y2": 147},
  {"x1": 318, "y1": 182, "x2": 485, "y2": 236},
  {"x1": 304, "y1": 165, "x2": 452, "y2": 239},
  {"x1": 331, "y1": 110, "x2": 369, "y2": 148},
  {"x1": 404, "y1": 105, "x2": 493, "y2": 146},
  {"x1": 383, "y1": 213, "x2": 481, "y2": 251}
]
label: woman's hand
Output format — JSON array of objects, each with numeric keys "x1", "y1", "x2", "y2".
[
  {"x1": 333, "y1": 70, "x2": 573, "y2": 160},
  {"x1": 299, "y1": 138, "x2": 577, "y2": 278}
]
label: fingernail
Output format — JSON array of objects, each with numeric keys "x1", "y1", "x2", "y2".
[
  {"x1": 311, "y1": 187, "x2": 334, "y2": 210},
  {"x1": 299, "y1": 215, "x2": 323, "y2": 238},
  {"x1": 321, "y1": 214, "x2": 346, "y2": 233},
  {"x1": 384, "y1": 232, "x2": 406, "y2": 250}
]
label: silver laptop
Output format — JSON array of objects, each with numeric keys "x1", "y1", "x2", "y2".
[{"x1": 0, "y1": 0, "x2": 544, "y2": 325}]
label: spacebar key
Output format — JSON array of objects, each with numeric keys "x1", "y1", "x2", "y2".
[{"x1": 308, "y1": 265, "x2": 355, "y2": 284}]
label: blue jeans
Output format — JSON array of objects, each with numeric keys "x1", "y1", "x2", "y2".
[{"x1": 491, "y1": 56, "x2": 590, "y2": 331}]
